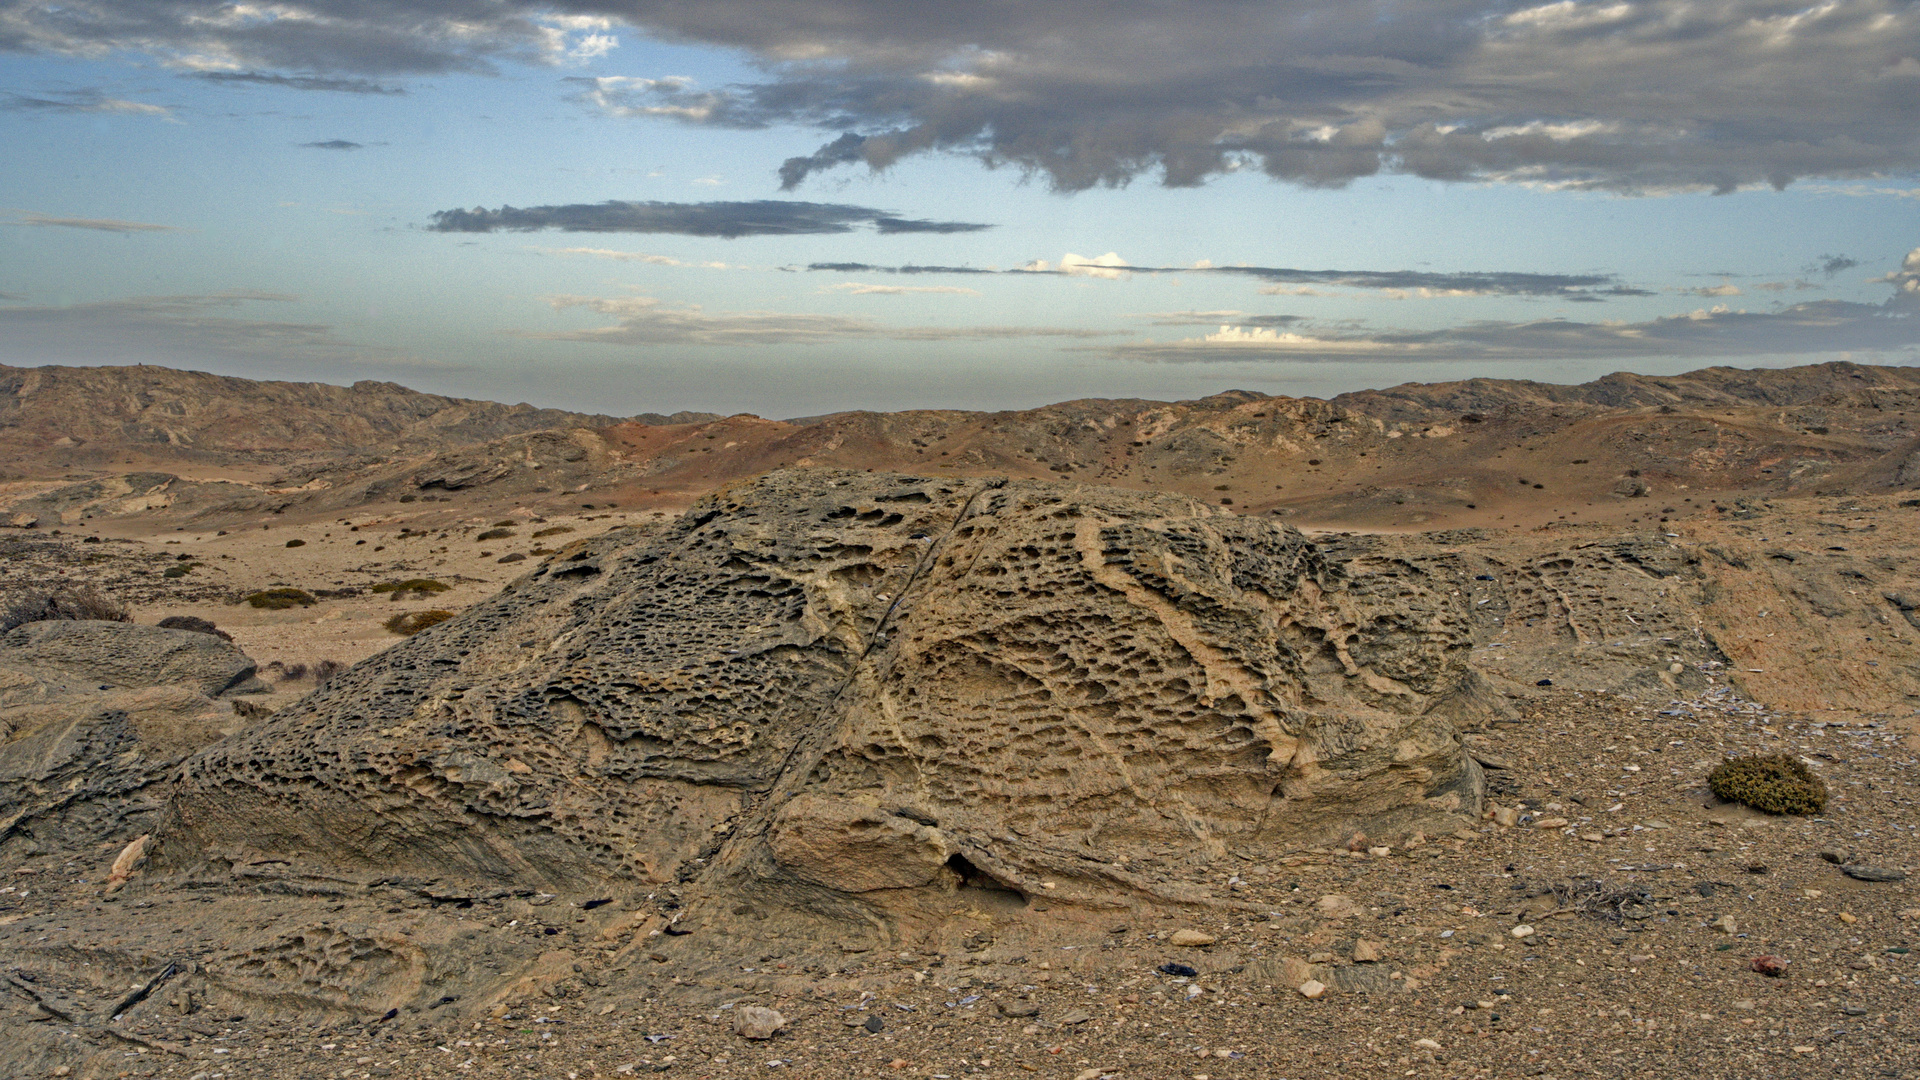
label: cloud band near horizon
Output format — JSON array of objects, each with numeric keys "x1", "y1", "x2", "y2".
[{"x1": 427, "y1": 200, "x2": 992, "y2": 238}]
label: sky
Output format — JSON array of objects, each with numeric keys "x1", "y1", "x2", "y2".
[{"x1": 1, "y1": 1, "x2": 1918, "y2": 419}]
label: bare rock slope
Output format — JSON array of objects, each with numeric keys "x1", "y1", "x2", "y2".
[{"x1": 160, "y1": 469, "x2": 1485, "y2": 942}]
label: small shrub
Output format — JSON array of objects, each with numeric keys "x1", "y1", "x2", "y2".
[
  {"x1": 2, "y1": 587, "x2": 132, "y2": 631},
  {"x1": 157, "y1": 614, "x2": 231, "y2": 641},
  {"x1": 399, "y1": 494, "x2": 417, "y2": 503},
  {"x1": 246, "y1": 588, "x2": 317, "y2": 610},
  {"x1": 277, "y1": 662, "x2": 309, "y2": 682},
  {"x1": 312, "y1": 659, "x2": 345, "y2": 687},
  {"x1": 386, "y1": 609, "x2": 454, "y2": 636},
  {"x1": 532, "y1": 525, "x2": 574, "y2": 538},
  {"x1": 477, "y1": 528, "x2": 515, "y2": 541},
  {"x1": 1708, "y1": 753, "x2": 1828, "y2": 816},
  {"x1": 497, "y1": 552, "x2": 527, "y2": 564},
  {"x1": 284, "y1": 538, "x2": 306, "y2": 548},
  {"x1": 371, "y1": 578, "x2": 449, "y2": 594},
  {"x1": 492, "y1": 519, "x2": 518, "y2": 527},
  {"x1": 163, "y1": 563, "x2": 195, "y2": 578}
]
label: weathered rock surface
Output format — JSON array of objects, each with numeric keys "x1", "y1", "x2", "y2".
[
  {"x1": 0, "y1": 622, "x2": 264, "y2": 852},
  {"x1": 159, "y1": 469, "x2": 1485, "y2": 943}
]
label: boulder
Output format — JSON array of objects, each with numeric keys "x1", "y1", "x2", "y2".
[
  {"x1": 158, "y1": 470, "x2": 1485, "y2": 940},
  {"x1": 2, "y1": 620, "x2": 267, "y2": 697}
]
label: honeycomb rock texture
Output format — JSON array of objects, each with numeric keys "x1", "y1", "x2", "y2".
[{"x1": 160, "y1": 470, "x2": 1485, "y2": 936}]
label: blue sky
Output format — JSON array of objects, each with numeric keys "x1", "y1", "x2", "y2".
[{"x1": 2, "y1": 2, "x2": 1917, "y2": 418}]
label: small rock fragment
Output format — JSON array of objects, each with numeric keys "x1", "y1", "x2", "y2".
[
  {"x1": 1749, "y1": 955, "x2": 1789, "y2": 978},
  {"x1": 1414, "y1": 1038, "x2": 1443, "y2": 1051},
  {"x1": 863, "y1": 1014, "x2": 884, "y2": 1033},
  {"x1": 1711, "y1": 915, "x2": 1736, "y2": 934},
  {"x1": 1157, "y1": 963, "x2": 1198, "y2": 978},
  {"x1": 1315, "y1": 894, "x2": 1356, "y2": 918},
  {"x1": 731, "y1": 1005, "x2": 786, "y2": 1040},
  {"x1": 1533, "y1": 817, "x2": 1569, "y2": 830},
  {"x1": 1298, "y1": 980, "x2": 1327, "y2": 999},
  {"x1": 1510, "y1": 925, "x2": 1535, "y2": 939},
  {"x1": 1353, "y1": 939, "x2": 1384, "y2": 963},
  {"x1": 1169, "y1": 929, "x2": 1216, "y2": 947},
  {"x1": 1818, "y1": 846, "x2": 1849, "y2": 865},
  {"x1": 1841, "y1": 864, "x2": 1907, "y2": 882}
]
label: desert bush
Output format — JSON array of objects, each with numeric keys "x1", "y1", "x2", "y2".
[
  {"x1": 246, "y1": 588, "x2": 317, "y2": 610},
  {"x1": 532, "y1": 525, "x2": 574, "y2": 538},
  {"x1": 385, "y1": 609, "x2": 454, "y2": 636},
  {"x1": 477, "y1": 528, "x2": 515, "y2": 541},
  {"x1": 156, "y1": 614, "x2": 231, "y2": 641},
  {"x1": 1708, "y1": 753, "x2": 1828, "y2": 815},
  {"x1": 496, "y1": 552, "x2": 527, "y2": 564},
  {"x1": 492, "y1": 519, "x2": 518, "y2": 527},
  {"x1": 312, "y1": 659, "x2": 345, "y2": 687},
  {"x1": 284, "y1": 538, "x2": 306, "y2": 548},
  {"x1": 371, "y1": 578, "x2": 449, "y2": 594},
  {"x1": 163, "y1": 563, "x2": 195, "y2": 578},
  {"x1": 276, "y1": 662, "x2": 309, "y2": 682},
  {"x1": 1, "y1": 587, "x2": 132, "y2": 631}
]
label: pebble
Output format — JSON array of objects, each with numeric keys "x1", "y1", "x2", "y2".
[
  {"x1": 1819, "y1": 846, "x2": 1850, "y2": 865},
  {"x1": 1711, "y1": 916, "x2": 1737, "y2": 934},
  {"x1": 1414, "y1": 1039, "x2": 1443, "y2": 1051},
  {"x1": 1298, "y1": 980, "x2": 1328, "y2": 999},
  {"x1": 731, "y1": 1005, "x2": 786, "y2": 1040},
  {"x1": 1315, "y1": 894, "x2": 1357, "y2": 918},
  {"x1": 1749, "y1": 955, "x2": 1789, "y2": 978},
  {"x1": 1353, "y1": 939, "x2": 1384, "y2": 963},
  {"x1": 1533, "y1": 816, "x2": 1569, "y2": 829},
  {"x1": 1510, "y1": 925, "x2": 1536, "y2": 939},
  {"x1": 1169, "y1": 929, "x2": 1217, "y2": 947}
]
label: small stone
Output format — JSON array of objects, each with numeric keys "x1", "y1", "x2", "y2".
[
  {"x1": 1838, "y1": 912, "x2": 1857, "y2": 925},
  {"x1": 1489, "y1": 805, "x2": 1520, "y2": 828},
  {"x1": 1170, "y1": 929, "x2": 1217, "y2": 947},
  {"x1": 1308, "y1": 951, "x2": 1335, "y2": 964},
  {"x1": 1353, "y1": 939, "x2": 1385, "y2": 963},
  {"x1": 1298, "y1": 980, "x2": 1328, "y2": 999},
  {"x1": 1580, "y1": 832, "x2": 1604, "y2": 843},
  {"x1": 888, "y1": 1058, "x2": 909, "y2": 1069},
  {"x1": 1533, "y1": 817, "x2": 1569, "y2": 829},
  {"x1": 863, "y1": 1014, "x2": 884, "y2": 1033},
  {"x1": 1711, "y1": 915, "x2": 1736, "y2": 934},
  {"x1": 1510, "y1": 925, "x2": 1535, "y2": 939},
  {"x1": 1818, "y1": 846, "x2": 1849, "y2": 864},
  {"x1": 1749, "y1": 955, "x2": 1789, "y2": 977},
  {"x1": 1840, "y1": 1004, "x2": 1868, "y2": 1017},
  {"x1": 1157, "y1": 963, "x2": 1198, "y2": 978},
  {"x1": 1368, "y1": 846, "x2": 1392, "y2": 858},
  {"x1": 52, "y1": 1069, "x2": 71, "y2": 1078},
  {"x1": 996, "y1": 998, "x2": 1040, "y2": 1019},
  {"x1": 1315, "y1": 894, "x2": 1357, "y2": 918},
  {"x1": 731, "y1": 1005, "x2": 786, "y2": 1040},
  {"x1": 1345, "y1": 831, "x2": 1369, "y2": 852},
  {"x1": 1059, "y1": 1008, "x2": 1094, "y2": 1026},
  {"x1": 1642, "y1": 820, "x2": 1669, "y2": 830},
  {"x1": 1414, "y1": 1039, "x2": 1443, "y2": 1051},
  {"x1": 1074, "y1": 1070, "x2": 1104, "y2": 1080},
  {"x1": 1842, "y1": 864, "x2": 1907, "y2": 882}
]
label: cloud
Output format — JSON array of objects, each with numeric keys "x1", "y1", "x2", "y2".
[
  {"x1": 806, "y1": 258, "x2": 1642, "y2": 298},
  {"x1": 191, "y1": 72, "x2": 403, "y2": 95},
  {"x1": 426, "y1": 200, "x2": 991, "y2": 238},
  {"x1": 7, "y1": 3, "x2": 1916, "y2": 194},
  {"x1": 519, "y1": 294, "x2": 1121, "y2": 346},
  {"x1": 1808, "y1": 254, "x2": 1861, "y2": 277},
  {"x1": 827, "y1": 282, "x2": 980, "y2": 296},
  {"x1": 300, "y1": 139, "x2": 363, "y2": 150},
  {"x1": 4, "y1": 212, "x2": 181, "y2": 233},
  {"x1": 3, "y1": 90, "x2": 170, "y2": 117},
  {"x1": 1100, "y1": 247, "x2": 1920, "y2": 364},
  {"x1": 0, "y1": 290, "x2": 382, "y2": 366},
  {"x1": 536, "y1": 247, "x2": 737, "y2": 269},
  {"x1": 1679, "y1": 283, "x2": 1743, "y2": 297}
]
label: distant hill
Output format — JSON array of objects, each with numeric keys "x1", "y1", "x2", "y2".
[{"x1": 0, "y1": 363, "x2": 719, "y2": 468}]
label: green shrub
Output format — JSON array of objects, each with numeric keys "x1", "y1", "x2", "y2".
[
  {"x1": 477, "y1": 528, "x2": 515, "y2": 541},
  {"x1": 385, "y1": 609, "x2": 454, "y2": 636},
  {"x1": 371, "y1": 579, "x2": 449, "y2": 594},
  {"x1": 1708, "y1": 753, "x2": 1827, "y2": 816},
  {"x1": 163, "y1": 563, "x2": 195, "y2": 578},
  {"x1": 532, "y1": 525, "x2": 574, "y2": 538},
  {"x1": 246, "y1": 588, "x2": 317, "y2": 610}
]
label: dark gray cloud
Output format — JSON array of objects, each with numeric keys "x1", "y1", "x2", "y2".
[
  {"x1": 522, "y1": 294, "x2": 1123, "y2": 347},
  {"x1": 192, "y1": 72, "x2": 404, "y2": 94},
  {"x1": 427, "y1": 200, "x2": 990, "y2": 238},
  {"x1": 1102, "y1": 247, "x2": 1920, "y2": 364},
  {"x1": 1809, "y1": 254, "x2": 1862, "y2": 277},
  {"x1": 300, "y1": 139, "x2": 364, "y2": 150},
  {"x1": 806, "y1": 260, "x2": 1642, "y2": 298},
  {"x1": 6, "y1": 2, "x2": 1914, "y2": 194}
]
